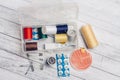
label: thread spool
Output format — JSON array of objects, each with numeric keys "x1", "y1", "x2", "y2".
[
  {"x1": 23, "y1": 27, "x2": 32, "y2": 40},
  {"x1": 56, "y1": 24, "x2": 68, "y2": 34},
  {"x1": 42, "y1": 24, "x2": 68, "y2": 34},
  {"x1": 80, "y1": 24, "x2": 98, "y2": 48},
  {"x1": 67, "y1": 29, "x2": 76, "y2": 41},
  {"x1": 67, "y1": 26, "x2": 74, "y2": 32},
  {"x1": 70, "y1": 48, "x2": 92, "y2": 70},
  {"x1": 46, "y1": 57, "x2": 56, "y2": 65},
  {"x1": 42, "y1": 26, "x2": 57, "y2": 34},
  {"x1": 55, "y1": 34, "x2": 68, "y2": 44},
  {"x1": 25, "y1": 42, "x2": 38, "y2": 51},
  {"x1": 38, "y1": 27, "x2": 48, "y2": 39}
]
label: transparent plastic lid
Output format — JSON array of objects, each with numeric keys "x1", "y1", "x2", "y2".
[{"x1": 18, "y1": 1, "x2": 78, "y2": 26}]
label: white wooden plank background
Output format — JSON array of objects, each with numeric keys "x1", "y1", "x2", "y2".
[{"x1": 0, "y1": 0, "x2": 120, "y2": 80}]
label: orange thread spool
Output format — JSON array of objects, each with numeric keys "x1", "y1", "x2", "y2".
[{"x1": 70, "y1": 48, "x2": 92, "y2": 70}]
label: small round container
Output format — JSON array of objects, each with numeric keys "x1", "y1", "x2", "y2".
[
  {"x1": 70, "y1": 48, "x2": 92, "y2": 70},
  {"x1": 46, "y1": 57, "x2": 56, "y2": 65}
]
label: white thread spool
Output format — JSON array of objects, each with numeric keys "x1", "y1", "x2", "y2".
[
  {"x1": 67, "y1": 29, "x2": 76, "y2": 42},
  {"x1": 42, "y1": 26, "x2": 57, "y2": 34},
  {"x1": 68, "y1": 26, "x2": 74, "y2": 32}
]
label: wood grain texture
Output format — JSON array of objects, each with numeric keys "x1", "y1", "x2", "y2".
[{"x1": 0, "y1": 0, "x2": 120, "y2": 80}]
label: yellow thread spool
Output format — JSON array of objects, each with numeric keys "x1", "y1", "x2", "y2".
[
  {"x1": 55, "y1": 34, "x2": 68, "y2": 44},
  {"x1": 80, "y1": 24, "x2": 98, "y2": 48}
]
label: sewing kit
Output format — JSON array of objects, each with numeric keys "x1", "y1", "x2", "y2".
[
  {"x1": 20, "y1": 23, "x2": 99, "y2": 77},
  {"x1": 18, "y1": 3, "x2": 99, "y2": 78},
  {"x1": 20, "y1": 23, "x2": 97, "y2": 77}
]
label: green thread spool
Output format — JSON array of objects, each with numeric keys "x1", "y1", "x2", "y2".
[{"x1": 38, "y1": 27, "x2": 47, "y2": 39}]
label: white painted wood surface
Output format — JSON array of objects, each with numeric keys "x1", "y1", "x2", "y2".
[{"x1": 0, "y1": 0, "x2": 120, "y2": 80}]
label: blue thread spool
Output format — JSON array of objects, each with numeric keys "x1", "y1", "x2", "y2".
[{"x1": 56, "y1": 24, "x2": 68, "y2": 34}]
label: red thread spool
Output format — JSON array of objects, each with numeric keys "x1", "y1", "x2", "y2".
[
  {"x1": 23, "y1": 27, "x2": 32, "y2": 40},
  {"x1": 70, "y1": 48, "x2": 92, "y2": 70}
]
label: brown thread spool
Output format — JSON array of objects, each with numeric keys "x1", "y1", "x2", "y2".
[
  {"x1": 80, "y1": 24, "x2": 98, "y2": 48},
  {"x1": 25, "y1": 42, "x2": 38, "y2": 51}
]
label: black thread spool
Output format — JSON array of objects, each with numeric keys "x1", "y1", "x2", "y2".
[{"x1": 46, "y1": 57, "x2": 56, "y2": 65}]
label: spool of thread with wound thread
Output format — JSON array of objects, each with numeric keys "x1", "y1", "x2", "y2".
[
  {"x1": 23, "y1": 27, "x2": 32, "y2": 40},
  {"x1": 42, "y1": 24, "x2": 68, "y2": 34},
  {"x1": 25, "y1": 42, "x2": 38, "y2": 51},
  {"x1": 80, "y1": 24, "x2": 98, "y2": 48},
  {"x1": 38, "y1": 27, "x2": 47, "y2": 39},
  {"x1": 56, "y1": 24, "x2": 68, "y2": 34},
  {"x1": 55, "y1": 34, "x2": 68, "y2": 44}
]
